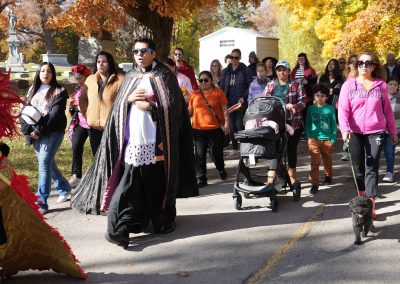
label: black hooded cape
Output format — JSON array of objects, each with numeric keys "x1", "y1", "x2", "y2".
[{"x1": 71, "y1": 62, "x2": 198, "y2": 215}]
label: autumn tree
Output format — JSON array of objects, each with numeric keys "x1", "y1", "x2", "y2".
[
  {"x1": 271, "y1": 0, "x2": 400, "y2": 61},
  {"x1": 52, "y1": 0, "x2": 261, "y2": 60},
  {"x1": 15, "y1": 0, "x2": 65, "y2": 53}
]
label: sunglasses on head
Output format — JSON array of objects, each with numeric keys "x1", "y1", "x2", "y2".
[
  {"x1": 232, "y1": 56, "x2": 240, "y2": 60},
  {"x1": 357, "y1": 60, "x2": 375, "y2": 68},
  {"x1": 133, "y1": 47, "x2": 153, "y2": 55},
  {"x1": 198, "y1": 78, "x2": 209, "y2": 83}
]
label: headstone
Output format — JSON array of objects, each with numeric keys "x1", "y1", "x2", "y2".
[
  {"x1": 6, "y1": 11, "x2": 25, "y2": 72},
  {"x1": 78, "y1": 37, "x2": 102, "y2": 69},
  {"x1": 63, "y1": 70, "x2": 73, "y2": 78},
  {"x1": 118, "y1": 63, "x2": 133, "y2": 73},
  {"x1": 14, "y1": 72, "x2": 30, "y2": 79},
  {"x1": 42, "y1": 54, "x2": 71, "y2": 66},
  {"x1": 78, "y1": 32, "x2": 116, "y2": 70}
]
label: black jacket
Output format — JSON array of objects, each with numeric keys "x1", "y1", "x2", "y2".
[{"x1": 21, "y1": 87, "x2": 68, "y2": 144}]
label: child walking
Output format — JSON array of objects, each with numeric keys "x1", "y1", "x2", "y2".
[
  {"x1": 383, "y1": 76, "x2": 400, "y2": 182},
  {"x1": 306, "y1": 84, "x2": 337, "y2": 194}
]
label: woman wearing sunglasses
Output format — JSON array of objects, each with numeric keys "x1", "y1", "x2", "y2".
[
  {"x1": 338, "y1": 51, "x2": 398, "y2": 219},
  {"x1": 188, "y1": 71, "x2": 230, "y2": 188}
]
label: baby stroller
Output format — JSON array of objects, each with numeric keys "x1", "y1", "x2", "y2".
[{"x1": 233, "y1": 96, "x2": 301, "y2": 212}]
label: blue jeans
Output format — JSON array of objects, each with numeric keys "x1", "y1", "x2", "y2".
[
  {"x1": 33, "y1": 131, "x2": 70, "y2": 210},
  {"x1": 384, "y1": 133, "x2": 396, "y2": 173}
]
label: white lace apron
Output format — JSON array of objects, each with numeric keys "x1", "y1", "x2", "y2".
[{"x1": 124, "y1": 75, "x2": 157, "y2": 166}]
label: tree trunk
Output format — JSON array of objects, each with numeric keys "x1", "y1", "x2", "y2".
[
  {"x1": 43, "y1": 29, "x2": 54, "y2": 53},
  {"x1": 122, "y1": 0, "x2": 174, "y2": 61}
]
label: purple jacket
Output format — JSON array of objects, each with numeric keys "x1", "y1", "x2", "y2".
[{"x1": 338, "y1": 77, "x2": 396, "y2": 135}]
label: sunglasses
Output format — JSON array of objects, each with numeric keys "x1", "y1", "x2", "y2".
[
  {"x1": 357, "y1": 60, "x2": 375, "y2": 68},
  {"x1": 133, "y1": 48, "x2": 153, "y2": 55},
  {"x1": 198, "y1": 78, "x2": 210, "y2": 83},
  {"x1": 339, "y1": 62, "x2": 346, "y2": 64},
  {"x1": 232, "y1": 56, "x2": 240, "y2": 60},
  {"x1": 174, "y1": 53, "x2": 183, "y2": 56}
]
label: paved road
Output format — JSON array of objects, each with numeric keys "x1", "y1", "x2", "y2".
[{"x1": 7, "y1": 140, "x2": 400, "y2": 283}]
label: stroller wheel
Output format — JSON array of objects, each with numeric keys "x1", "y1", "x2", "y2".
[
  {"x1": 270, "y1": 197, "x2": 278, "y2": 212},
  {"x1": 234, "y1": 194, "x2": 242, "y2": 210},
  {"x1": 292, "y1": 181, "x2": 301, "y2": 201}
]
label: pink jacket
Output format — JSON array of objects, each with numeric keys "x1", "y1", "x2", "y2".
[{"x1": 338, "y1": 78, "x2": 397, "y2": 135}]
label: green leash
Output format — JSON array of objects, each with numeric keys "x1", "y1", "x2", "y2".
[{"x1": 344, "y1": 139, "x2": 361, "y2": 196}]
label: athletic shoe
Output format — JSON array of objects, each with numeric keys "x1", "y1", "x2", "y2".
[
  {"x1": 309, "y1": 185, "x2": 319, "y2": 195},
  {"x1": 383, "y1": 172, "x2": 393, "y2": 182},
  {"x1": 56, "y1": 195, "x2": 68, "y2": 203},
  {"x1": 68, "y1": 174, "x2": 81, "y2": 188},
  {"x1": 219, "y1": 170, "x2": 227, "y2": 180},
  {"x1": 341, "y1": 152, "x2": 349, "y2": 161},
  {"x1": 323, "y1": 176, "x2": 332, "y2": 185}
]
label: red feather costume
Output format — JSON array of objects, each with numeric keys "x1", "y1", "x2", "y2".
[{"x1": 0, "y1": 70, "x2": 86, "y2": 279}]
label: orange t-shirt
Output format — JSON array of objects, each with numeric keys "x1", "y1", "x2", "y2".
[{"x1": 188, "y1": 88, "x2": 228, "y2": 130}]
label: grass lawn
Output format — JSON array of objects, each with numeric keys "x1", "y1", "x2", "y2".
[{"x1": 3, "y1": 107, "x2": 93, "y2": 191}]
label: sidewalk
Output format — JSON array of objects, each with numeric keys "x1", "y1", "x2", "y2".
[{"x1": 7, "y1": 139, "x2": 400, "y2": 283}]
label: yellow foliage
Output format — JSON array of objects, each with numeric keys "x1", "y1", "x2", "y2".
[{"x1": 272, "y1": 0, "x2": 400, "y2": 61}]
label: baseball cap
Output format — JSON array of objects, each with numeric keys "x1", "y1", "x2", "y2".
[{"x1": 275, "y1": 60, "x2": 290, "y2": 70}]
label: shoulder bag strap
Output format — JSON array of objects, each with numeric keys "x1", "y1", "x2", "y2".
[{"x1": 198, "y1": 89, "x2": 222, "y2": 125}]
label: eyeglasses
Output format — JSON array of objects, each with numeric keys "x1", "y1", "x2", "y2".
[
  {"x1": 232, "y1": 56, "x2": 240, "y2": 60},
  {"x1": 174, "y1": 53, "x2": 183, "y2": 57},
  {"x1": 198, "y1": 78, "x2": 209, "y2": 83},
  {"x1": 357, "y1": 60, "x2": 375, "y2": 68},
  {"x1": 133, "y1": 48, "x2": 153, "y2": 55}
]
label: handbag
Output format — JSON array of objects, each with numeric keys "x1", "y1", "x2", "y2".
[
  {"x1": 21, "y1": 105, "x2": 42, "y2": 125},
  {"x1": 199, "y1": 89, "x2": 224, "y2": 126}
]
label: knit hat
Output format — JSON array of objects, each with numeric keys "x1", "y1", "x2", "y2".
[
  {"x1": 249, "y1": 51, "x2": 257, "y2": 59},
  {"x1": 71, "y1": 64, "x2": 91, "y2": 77}
]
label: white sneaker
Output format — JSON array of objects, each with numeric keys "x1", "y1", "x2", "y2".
[
  {"x1": 383, "y1": 172, "x2": 393, "y2": 182},
  {"x1": 56, "y1": 195, "x2": 68, "y2": 203},
  {"x1": 68, "y1": 174, "x2": 81, "y2": 188}
]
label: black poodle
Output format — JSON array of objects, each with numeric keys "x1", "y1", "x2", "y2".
[{"x1": 348, "y1": 196, "x2": 373, "y2": 245}]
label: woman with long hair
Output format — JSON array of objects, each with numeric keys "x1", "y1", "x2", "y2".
[
  {"x1": 20, "y1": 62, "x2": 70, "y2": 214},
  {"x1": 79, "y1": 51, "x2": 124, "y2": 155},
  {"x1": 318, "y1": 59, "x2": 344, "y2": 107},
  {"x1": 210, "y1": 59, "x2": 222, "y2": 87},
  {"x1": 188, "y1": 70, "x2": 230, "y2": 188},
  {"x1": 338, "y1": 51, "x2": 398, "y2": 219}
]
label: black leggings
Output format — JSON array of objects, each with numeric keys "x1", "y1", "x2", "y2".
[
  {"x1": 89, "y1": 128, "x2": 103, "y2": 156},
  {"x1": 349, "y1": 132, "x2": 384, "y2": 198},
  {"x1": 71, "y1": 125, "x2": 89, "y2": 178},
  {"x1": 192, "y1": 128, "x2": 225, "y2": 180},
  {"x1": 287, "y1": 126, "x2": 303, "y2": 168}
]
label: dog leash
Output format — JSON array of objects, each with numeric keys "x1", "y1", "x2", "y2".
[{"x1": 344, "y1": 139, "x2": 361, "y2": 196}]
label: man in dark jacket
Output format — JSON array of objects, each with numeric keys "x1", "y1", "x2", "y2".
[
  {"x1": 384, "y1": 53, "x2": 400, "y2": 80},
  {"x1": 220, "y1": 48, "x2": 253, "y2": 150},
  {"x1": 71, "y1": 37, "x2": 198, "y2": 249}
]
